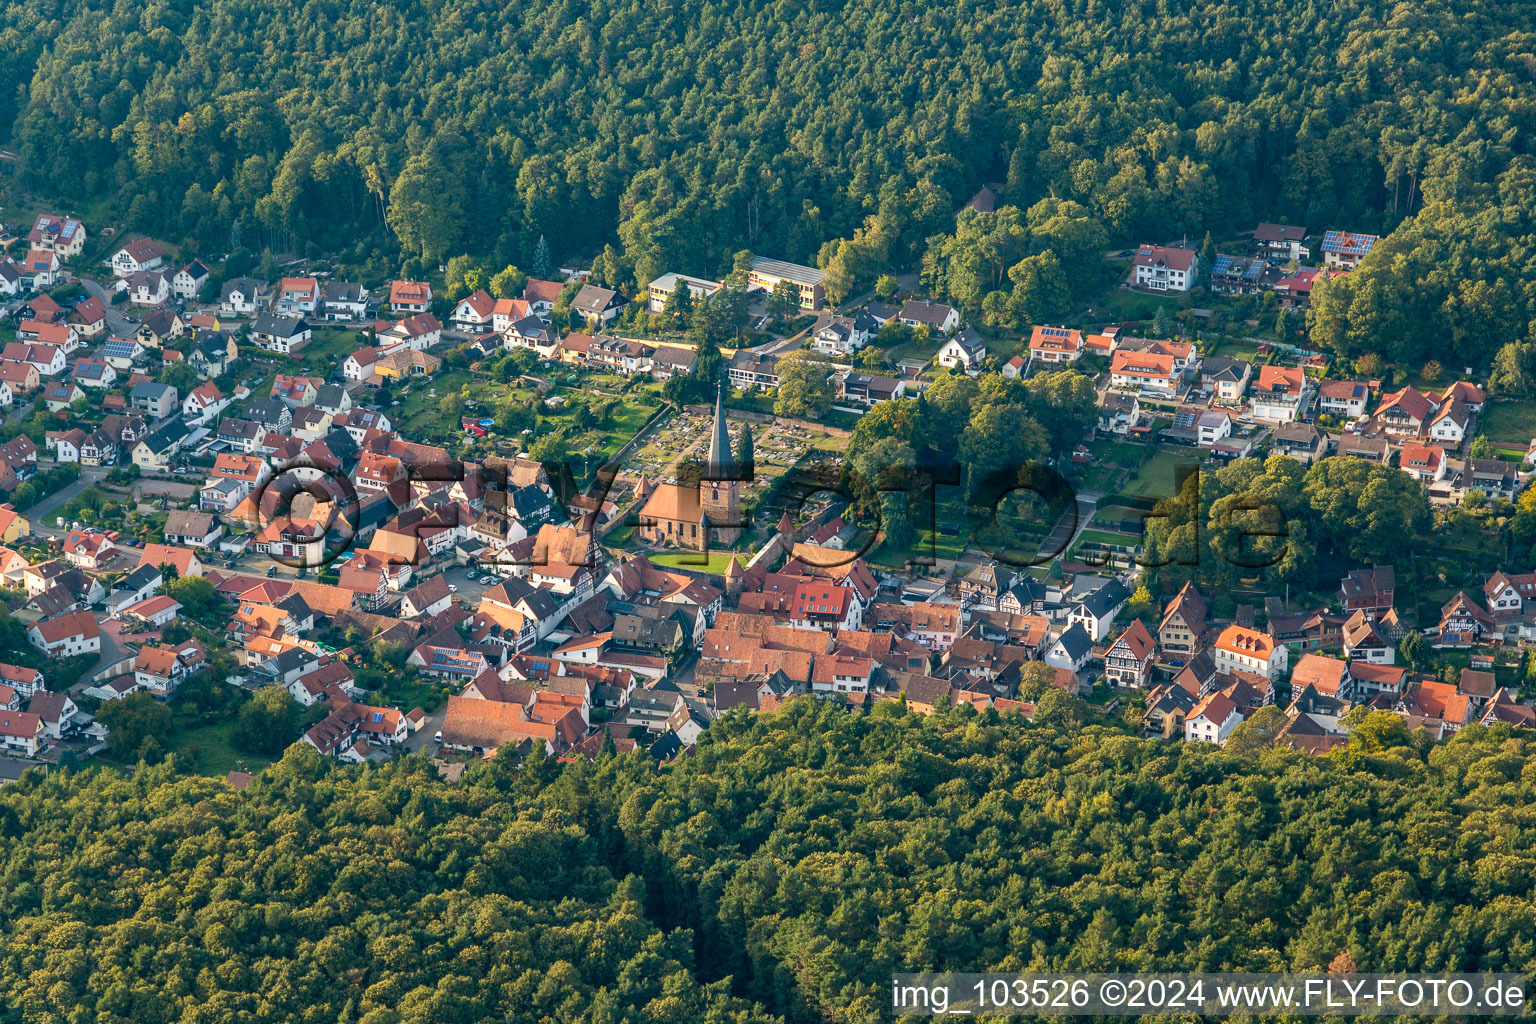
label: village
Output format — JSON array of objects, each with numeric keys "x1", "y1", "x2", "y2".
[{"x1": 0, "y1": 205, "x2": 1534, "y2": 781}]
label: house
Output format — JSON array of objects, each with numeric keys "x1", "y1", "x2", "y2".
[
  {"x1": 647, "y1": 273, "x2": 722, "y2": 313},
  {"x1": 1028, "y1": 325, "x2": 1084, "y2": 364},
  {"x1": 747, "y1": 257, "x2": 825, "y2": 310},
  {"x1": 1316, "y1": 380, "x2": 1370, "y2": 420},
  {"x1": 250, "y1": 315, "x2": 312, "y2": 354},
  {"x1": 1339, "y1": 565, "x2": 1395, "y2": 612},
  {"x1": 138, "y1": 542, "x2": 206, "y2": 579},
  {"x1": 28, "y1": 214, "x2": 86, "y2": 257},
  {"x1": 1132, "y1": 244, "x2": 1198, "y2": 291},
  {"x1": 648, "y1": 346, "x2": 697, "y2": 380},
  {"x1": 48, "y1": 428, "x2": 84, "y2": 463},
  {"x1": 190, "y1": 330, "x2": 238, "y2": 377},
  {"x1": 111, "y1": 239, "x2": 165, "y2": 278},
  {"x1": 19, "y1": 320, "x2": 78, "y2": 351},
  {"x1": 839, "y1": 373, "x2": 904, "y2": 407},
  {"x1": 1437, "y1": 591, "x2": 1493, "y2": 647},
  {"x1": 1342, "y1": 609, "x2": 1396, "y2": 664},
  {"x1": 449, "y1": 289, "x2": 496, "y2": 332},
  {"x1": 1249, "y1": 365, "x2": 1309, "y2": 422},
  {"x1": 126, "y1": 270, "x2": 172, "y2": 307},
  {"x1": 1104, "y1": 619, "x2": 1156, "y2": 689},
  {"x1": 808, "y1": 312, "x2": 874, "y2": 356},
  {"x1": 138, "y1": 310, "x2": 185, "y2": 349},
  {"x1": 321, "y1": 281, "x2": 370, "y2": 321},
  {"x1": 1272, "y1": 266, "x2": 1344, "y2": 308},
  {"x1": 20, "y1": 250, "x2": 61, "y2": 289},
  {"x1": 376, "y1": 312, "x2": 442, "y2": 352},
  {"x1": 132, "y1": 420, "x2": 192, "y2": 472},
  {"x1": 388, "y1": 280, "x2": 432, "y2": 314},
  {"x1": 1043, "y1": 622, "x2": 1093, "y2": 674},
  {"x1": 1270, "y1": 422, "x2": 1328, "y2": 463},
  {"x1": 1211, "y1": 624, "x2": 1287, "y2": 680},
  {"x1": 171, "y1": 260, "x2": 210, "y2": 300},
  {"x1": 1142, "y1": 683, "x2": 1197, "y2": 738},
  {"x1": 27, "y1": 610, "x2": 102, "y2": 658},
  {"x1": 1253, "y1": 223, "x2": 1309, "y2": 261},
  {"x1": 898, "y1": 299, "x2": 960, "y2": 336},
  {"x1": 71, "y1": 360, "x2": 115, "y2": 390},
  {"x1": 183, "y1": 382, "x2": 228, "y2": 424},
  {"x1": 342, "y1": 347, "x2": 382, "y2": 382},
  {"x1": 0, "y1": 505, "x2": 29, "y2": 544},
  {"x1": 1185, "y1": 692, "x2": 1242, "y2": 744},
  {"x1": 726, "y1": 350, "x2": 782, "y2": 391},
  {"x1": 1068, "y1": 579, "x2": 1129, "y2": 641},
  {"x1": 1001, "y1": 354, "x2": 1027, "y2": 378},
  {"x1": 1427, "y1": 398, "x2": 1472, "y2": 446},
  {"x1": 129, "y1": 381, "x2": 178, "y2": 420},
  {"x1": 1210, "y1": 254, "x2": 1278, "y2": 295},
  {"x1": 1201, "y1": 357, "x2": 1252, "y2": 403},
  {"x1": 1158, "y1": 581, "x2": 1206, "y2": 660},
  {"x1": 63, "y1": 529, "x2": 116, "y2": 569},
  {"x1": 571, "y1": 284, "x2": 627, "y2": 324},
  {"x1": 1320, "y1": 230, "x2": 1378, "y2": 269},
  {"x1": 401, "y1": 576, "x2": 454, "y2": 619},
  {"x1": 220, "y1": 277, "x2": 271, "y2": 316},
  {"x1": 275, "y1": 277, "x2": 321, "y2": 315},
  {"x1": 108, "y1": 564, "x2": 164, "y2": 615},
  {"x1": 164, "y1": 510, "x2": 222, "y2": 549},
  {"x1": 1110, "y1": 350, "x2": 1178, "y2": 395},
  {"x1": 935, "y1": 328, "x2": 986, "y2": 374},
  {"x1": 67, "y1": 296, "x2": 107, "y2": 339},
  {"x1": 1397, "y1": 442, "x2": 1445, "y2": 483},
  {"x1": 2, "y1": 342, "x2": 65, "y2": 377},
  {"x1": 1097, "y1": 392, "x2": 1140, "y2": 434},
  {"x1": 0, "y1": 711, "x2": 42, "y2": 756},
  {"x1": 79, "y1": 430, "x2": 117, "y2": 467}
]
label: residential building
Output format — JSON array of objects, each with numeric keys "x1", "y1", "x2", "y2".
[
  {"x1": 1132, "y1": 244, "x2": 1198, "y2": 291},
  {"x1": 1211, "y1": 624, "x2": 1287, "y2": 680},
  {"x1": 1320, "y1": 229, "x2": 1378, "y2": 269}
]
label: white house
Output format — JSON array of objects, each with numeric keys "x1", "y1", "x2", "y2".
[
  {"x1": 28, "y1": 611, "x2": 102, "y2": 658},
  {"x1": 1067, "y1": 579, "x2": 1129, "y2": 642},
  {"x1": 111, "y1": 239, "x2": 165, "y2": 278},
  {"x1": 1211, "y1": 625, "x2": 1288, "y2": 680},
  {"x1": 1132, "y1": 244, "x2": 1198, "y2": 292},
  {"x1": 172, "y1": 260, "x2": 210, "y2": 300},
  {"x1": 1185, "y1": 692, "x2": 1242, "y2": 744},
  {"x1": 935, "y1": 329, "x2": 987, "y2": 375}
]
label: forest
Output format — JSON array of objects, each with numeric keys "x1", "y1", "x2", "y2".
[
  {"x1": 7, "y1": 0, "x2": 1536, "y2": 362},
  {"x1": 5, "y1": 701, "x2": 1536, "y2": 1023}
]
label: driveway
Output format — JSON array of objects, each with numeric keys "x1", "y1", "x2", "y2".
[
  {"x1": 25, "y1": 466, "x2": 111, "y2": 537},
  {"x1": 404, "y1": 702, "x2": 448, "y2": 753}
]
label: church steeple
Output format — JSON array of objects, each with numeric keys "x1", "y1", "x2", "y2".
[{"x1": 706, "y1": 383, "x2": 732, "y2": 479}]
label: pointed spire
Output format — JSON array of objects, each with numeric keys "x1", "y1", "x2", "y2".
[{"x1": 707, "y1": 383, "x2": 731, "y2": 479}]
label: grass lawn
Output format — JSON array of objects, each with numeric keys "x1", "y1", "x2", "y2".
[
  {"x1": 299, "y1": 327, "x2": 366, "y2": 367},
  {"x1": 1206, "y1": 338, "x2": 1262, "y2": 362},
  {"x1": 649, "y1": 551, "x2": 740, "y2": 572},
  {"x1": 397, "y1": 370, "x2": 473, "y2": 435},
  {"x1": 1481, "y1": 401, "x2": 1536, "y2": 444},
  {"x1": 1124, "y1": 451, "x2": 1201, "y2": 499},
  {"x1": 165, "y1": 720, "x2": 272, "y2": 776},
  {"x1": 1084, "y1": 288, "x2": 1184, "y2": 324}
]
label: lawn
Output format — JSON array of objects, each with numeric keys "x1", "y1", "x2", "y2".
[
  {"x1": 165, "y1": 720, "x2": 272, "y2": 776},
  {"x1": 1082, "y1": 287, "x2": 1184, "y2": 324},
  {"x1": 1481, "y1": 401, "x2": 1536, "y2": 444},
  {"x1": 1124, "y1": 451, "x2": 1201, "y2": 499},
  {"x1": 1206, "y1": 338, "x2": 1262, "y2": 362},
  {"x1": 299, "y1": 326, "x2": 367, "y2": 367},
  {"x1": 649, "y1": 551, "x2": 740, "y2": 572}
]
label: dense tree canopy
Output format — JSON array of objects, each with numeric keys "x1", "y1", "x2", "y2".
[
  {"x1": 7, "y1": 706, "x2": 1536, "y2": 1023},
  {"x1": 7, "y1": 0, "x2": 1536, "y2": 365}
]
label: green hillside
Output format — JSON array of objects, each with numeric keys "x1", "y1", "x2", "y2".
[{"x1": 4, "y1": 700, "x2": 1536, "y2": 1023}]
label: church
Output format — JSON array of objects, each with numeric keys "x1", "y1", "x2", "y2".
[{"x1": 636, "y1": 387, "x2": 744, "y2": 550}]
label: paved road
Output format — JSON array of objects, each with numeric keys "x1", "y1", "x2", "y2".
[
  {"x1": 79, "y1": 278, "x2": 139, "y2": 337},
  {"x1": 403, "y1": 703, "x2": 448, "y2": 753},
  {"x1": 26, "y1": 466, "x2": 111, "y2": 537}
]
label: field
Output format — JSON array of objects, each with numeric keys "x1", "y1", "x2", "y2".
[
  {"x1": 1124, "y1": 450, "x2": 1201, "y2": 499},
  {"x1": 1480, "y1": 401, "x2": 1536, "y2": 444}
]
